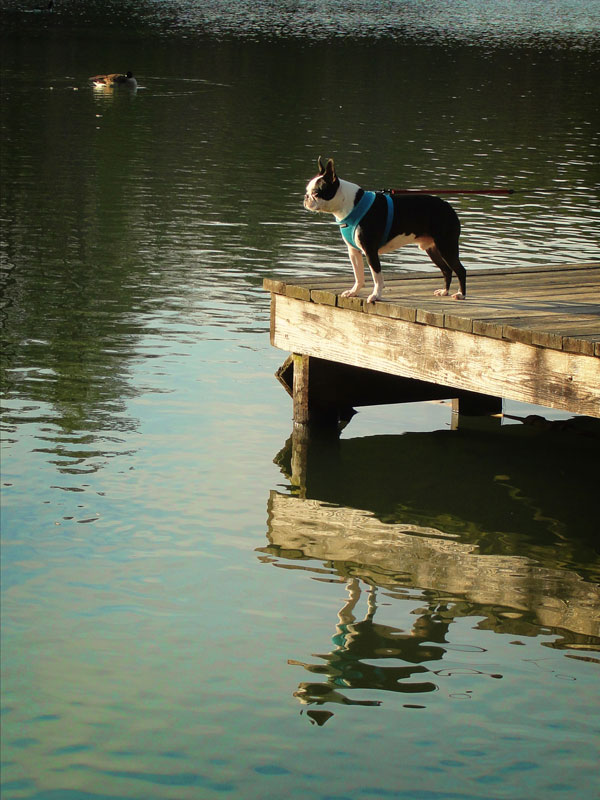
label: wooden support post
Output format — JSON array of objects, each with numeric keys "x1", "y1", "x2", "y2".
[
  {"x1": 451, "y1": 392, "x2": 502, "y2": 430},
  {"x1": 451, "y1": 393, "x2": 503, "y2": 417},
  {"x1": 292, "y1": 354, "x2": 349, "y2": 430},
  {"x1": 292, "y1": 353, "x2": 310, "y2": 426}
]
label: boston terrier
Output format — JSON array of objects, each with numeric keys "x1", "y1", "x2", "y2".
[{"x1": 304, "y1": 157, "x2": 466, "y2": 303}]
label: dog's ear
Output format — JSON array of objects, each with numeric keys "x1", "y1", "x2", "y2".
[
  {"x1": 324, "y1": 158, "x2": 336, "y2": 182},
  {"x1": 317, "y1": 155, "x2": 326, "y2": 175}
]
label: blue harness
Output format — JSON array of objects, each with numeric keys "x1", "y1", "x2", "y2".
[{"x1": 338, "y1": 191, "x2": 394, "y2": 250}]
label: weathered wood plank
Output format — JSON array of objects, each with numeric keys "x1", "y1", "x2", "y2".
[
  {"x1": 487, "y1": 287, "x2": 599, "y2": 302},
  {"x1": 436, "y1": 301, "x2": 600, "y2": 320},
  {"x1": 264, "y1": 262, "x2": 600, "y2": 295},
  {"x1": 271, "y1": 293, "x2": 600, "y2": 417},
  {"x1": 416, "y1": 307, "x2": 445, "y2": 327},
  {"x1": 373, "y1": 301, "x2": 599, "y2": 341},
  {"x1": 381, "y1": 262, "x2": 600, "y2": 284},
  {"x1": 337, "y1": 281, "x2": 599, "y2": 314},
  {"x1": 381, "y1": 264, "x2": 600, "y2": 291},
  {"x1": 472, "y1": 318, "x2": 505, "y2": 339},
  {"x1": 285, "y1": 284, "x2": 312, "y2": 301},
  {"x1": 563, "y1": 335, "x2": 600, "y2": 357},
  {"x1": 501, "y1": 315, "x2": 600, "y2": 333},
  {"x1": 365, "y1": 301, "x2": 417, "y2": 322},
  {"x1": 468, "y1": 271, "x2": 600, "y2": 288},
  {"x1": 263, "y1": 276, "x2": 287, "y2": 294},
  {"x1": 338, "y1": 295, "x2": 364, "y2": 312},
  {"x1": 499, "y1": 320, "x2": 600, "y2": 348},
  {"x1": 413, "y1": 278, "x2": 599, "y2": 299},
  {"x1": 310, "y1": 288, "x2": 338, "y2": 306}
]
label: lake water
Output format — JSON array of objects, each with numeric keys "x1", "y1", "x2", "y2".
[{"x1": 1, "y1": 2, "x2": 600, "y2": 798}]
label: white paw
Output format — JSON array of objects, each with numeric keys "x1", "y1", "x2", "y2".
[
  {"x1": 451, "y1": 292, "x2": 465, "y2": 300},
  {"x1": 341, "y1": 287, "x2": 360, "y2": 298},
  {"x1": 367, "y1": 293, "x2": 381, "y2": 304},
  {"x1": 433, "y1": 288, "x2": 449, "y2": 297}
]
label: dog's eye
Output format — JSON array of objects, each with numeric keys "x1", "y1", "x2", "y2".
[{"x1": 314, "y1": 179, "x2": 339, "y2": 201}]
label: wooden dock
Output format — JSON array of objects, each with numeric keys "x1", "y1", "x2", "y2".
[{"x1": 264, "y1": 263, "x2": 600, "y2": 423}]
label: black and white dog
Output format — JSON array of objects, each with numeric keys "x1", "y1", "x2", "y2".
[{"x1": 304, "y1": 157, "x2": 466, "y2": 303}]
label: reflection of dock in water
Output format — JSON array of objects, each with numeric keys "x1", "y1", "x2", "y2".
[
  {"x1": 266, "y1": 490, "x2": 599, "y2": 639},
  {"x1": 259, "y1": 423, "x2": 599, "y2": 719}
]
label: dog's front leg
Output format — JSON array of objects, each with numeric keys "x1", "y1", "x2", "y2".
[
  {"x1": 364, "y1": 249, "x2": 385, "y2": 304},
  {"x1": 341, "y1": 246, "x2": 365, "y2": 298}
]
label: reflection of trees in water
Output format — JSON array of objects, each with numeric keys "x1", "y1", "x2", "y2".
[{"x1": 0, "y1": 279, "x2": 143, "y2": 473}]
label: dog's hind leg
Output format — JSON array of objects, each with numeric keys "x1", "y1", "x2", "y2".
[
  {"x1": 426, "y1": 246, "x2": 453, "y2": 297},
  {"x1": 449, "y1": 257, "x2": 467, "y2": 299},
  {"x1": 427, "y1": 244, "x2": 466, "y2": 300}
]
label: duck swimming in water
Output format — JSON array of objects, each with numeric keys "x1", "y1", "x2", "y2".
[{"x1": 90, "y1": 71, "x2": 137, "y2": 89}]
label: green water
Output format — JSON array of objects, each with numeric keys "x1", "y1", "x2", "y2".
[{"x1": 1, "y1": 2, "x2": 599, "y2": 798}]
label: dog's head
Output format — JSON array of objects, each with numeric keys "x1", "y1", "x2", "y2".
[{"x1": 304, "y1": 156, "x2": 340, "y2": 213}]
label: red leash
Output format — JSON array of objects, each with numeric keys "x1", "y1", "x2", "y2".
[{"x1": 382, "y1": 187, "x2": 515, "y2": 195}]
